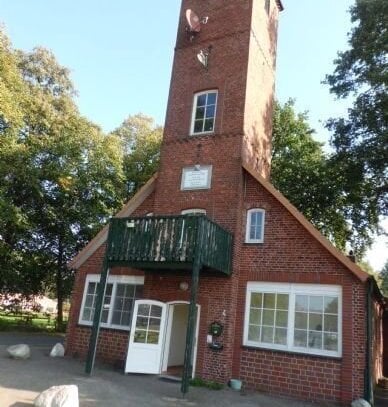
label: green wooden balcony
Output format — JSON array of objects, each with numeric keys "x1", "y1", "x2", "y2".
[{"x1": 106, "y1": 215, "x2": 233, "y2": 275}]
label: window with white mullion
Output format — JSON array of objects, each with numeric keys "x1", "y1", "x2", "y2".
[
  {"x1": 191, "y1": 90, "x2": 218, "y2": 135},
  {"x1": 79, "y1": 275, "x2": 144, "y2": 331},
  {"x1": 244, "y1": 283, "x2": 342, "y2": 357}
]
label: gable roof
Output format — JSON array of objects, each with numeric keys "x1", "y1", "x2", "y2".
[
  {"x1": 243, "y1": 163, "x2": 369, "y2": 283},
  {"x1": 68, "y1": 174, "x2": 158, "y2": 270}
]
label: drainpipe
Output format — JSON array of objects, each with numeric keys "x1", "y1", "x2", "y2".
[{"x1": 365, "y1": 278, "x2": 374, "y2": 405}]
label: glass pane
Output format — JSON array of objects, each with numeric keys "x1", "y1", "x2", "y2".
[
  {"x1": 114, "y1": 297, "x2": 124, "y2": 311},
  {"x1": 112, "y1": 311, "x2": 121, "y2": 325},
  {"x1": 197, "y1": 94, "x2": 207, "y2": 106},
  {"x1": 85, "y1": 294, "x2": 94, "y2": 308},
  {"x1": 308, "y1": 331, "x2": 322, "y2": 349},
  {"x1": 324, "y1": 315, "x2": 338, "y2": 332},
  {"x1": 121, "y1": 311, "x2": 131, "y2": 326},
  {"x1": 194, "y1": 120, "x2": 203, "y2": 133},
  {"x1": 207, "y1": 92, "x2": 217, "y2": 105},
  {"x1": 274, "y1": 328, "x2": 287, "y2": 345},
  {"x1": 295, "y1": 312, "x2": 308, "y2": 329},
  {"x1": 195, "y1": 107, "x2": 205, "y2": 120},
  {"x1": 82, "y1": 308, "x2": 91, "y2": 321},
  {"x1": 294, "y1": 329, "x2": 307, "y2": 347},
  {"x1": 261, "y1": 326, "x2": 274, "y2": 343},
  {"x1": 309, "y1": 313, "x2": 323, "y2": 331},
  {"x1": 134, "y1": 330, "x2": 147, "y2": 343},
  {"x1": 205, "y1": 105, "x2": 215, "y2": 118},
  {"x1": 123, "y1": 298, "x2": 133, "y2": 310},
  {"x1": 149, "y1": 317, "x2": 161, "y2": 331},
  {"x1": 136, "y1": 316, "x2": 148, "y2": 329},
  {"x1": 87, "y1": 282, "x2": 96, "y2": 295},
  {"x1": 324, "y1": 333, "x2": 338, "y2": 351},
  {"x1": 275, "y1": 310, "x2": 288, "y2": 327},
  {"x1": 147, "y1": 331, "x2": 159, "y2": 344},
  {"x1": 249, "y1": 308, "x2": 261, "y2": 325},
  {"x1": 103, "y1": 295, "x2": 111, "y2": 305},
  {"x1": 262, "y1": 309, "x2": 275, "y2": 326},
  {"x1": 138, "y1": 304, "x2": 150, "y2": 316},
  {"x1": 250, "y1": 293, "x2": 262, "y2": 308},
  {"x1": 295, "y1": 295, "x2": 308, "y2": 312},
  {"x1": 263, "y1": 293, "x2": 275, "y2": 309},
  {"x1": 277, "y1": 294, "x2": 289, "y2": 310},
  {"x1": 309, "y1": 296, "x2": 323, "y2": 312},
  {"x1": 248, "y1": 325, "x2": 260, "y2": 341},
  {"x1": 116, "y1": 284, "x2": 125, "y2": 297},
  {"x1": 324, "y1": 296, "x2": 338, "y2": 314},
  {"x1": 101, "y1": 309, "x2": 109, "y2": 323},
  {"x1": 105, "y1": 284, "x2": 113, "y2": 296},
  {"x1": 204, "y1": 118, "x2": 214, "y2": 132},
  {"x1": 125, "y1": 285, "x2": 135, "y2": 298},
  {"x1": 250, "y1": 225, "x2": 258, "y2": 240},
  {"x1": 150, "y1": 305, "x2": 162, "y2": 318}
]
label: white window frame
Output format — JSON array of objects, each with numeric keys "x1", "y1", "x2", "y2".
[
  {"x1": 181, "y1": 209, "x2": 207, "y2": 215},
  {"x1": 79, "y1": 274, "x2": 144, "y2": 331},
  {"x1": 243, "y1": 282, "x2": 342, "y2": 358},
  {"x1": 245, "y1": 208, "x2": 265, "y2": 243},
  {"x1": 190, "y1": 90, "x2": 218, "y2": 136}
]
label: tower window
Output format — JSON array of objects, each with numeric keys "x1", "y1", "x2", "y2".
[{"x1": 190, "y1": 90, "x2": 218, "y2": 135}]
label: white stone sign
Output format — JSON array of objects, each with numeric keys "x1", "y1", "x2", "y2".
[{"x1": 181, "y1": 165, "x2": 212, "y2": 190}]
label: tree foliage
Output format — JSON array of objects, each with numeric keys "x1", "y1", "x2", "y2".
[
  {"x1": 325, "y1": 0, "x2": 388, "y2": 245},
  {"x1": 112, "y1": 114, "x2": 162, "y2": 198},
  {"x1": 0, "y1": 32, "x2": 125, "y2": 325},
  {"x1": 380, "y1": 261, "x2": 388, "y2": 297},
  {"x1": 271, "y1": 100, "x2": 350, "y2": 250}
]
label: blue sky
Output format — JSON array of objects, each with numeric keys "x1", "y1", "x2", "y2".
[{"x1": 0, "y1": 0, "x2": 386, "y2": 270}]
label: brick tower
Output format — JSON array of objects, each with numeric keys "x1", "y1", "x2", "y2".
[{"x1": 152, "y1": 0, "x2": 283, "y2": 384}]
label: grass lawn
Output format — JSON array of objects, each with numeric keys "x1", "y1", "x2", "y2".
[{"x1": 0, "y1": 312, "x2": 66, "y2": 333}]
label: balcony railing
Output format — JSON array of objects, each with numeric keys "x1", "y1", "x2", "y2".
[{"x1": 106, "y1": 215, "x2": 233, "y2": 275}]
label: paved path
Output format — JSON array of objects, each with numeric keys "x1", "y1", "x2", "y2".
[
  {"x1": 0, "y1": 333, "x2": 334, "y2": 407},
  {"x1": 0, "y1": 332, "x2": 64, "y2": 347}
]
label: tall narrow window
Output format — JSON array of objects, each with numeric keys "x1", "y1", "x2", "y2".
[
  {"x1": 245, "y1": 208, "x2": 265, "y2": 243},
  {"x1": 191, "y1": 90, "x2": 218, "y2": 135}
]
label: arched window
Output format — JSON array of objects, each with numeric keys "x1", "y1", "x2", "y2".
[
  {"x1": 190, "y1": 90, "x2": 218, "y2": 135},
  {"x1": 245, "y1": 208, "x2": 265, "y2": 243}
]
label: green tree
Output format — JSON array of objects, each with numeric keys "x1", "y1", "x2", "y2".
[
  {"x1": 0, "y1": 34, "x2": 126, "y2": 325},
  {"x1": 271, "y1": 100, "x2": 350, "y2": 250},
  {"x1": 380, "y1": 261, "x2": 388, "y2": 296},
  {"x1": 325, "y1": 0, "x2": 388, "y2": 243},
  {"x1": 112, "y1": 114, "x2": 162, "y2": 198}
]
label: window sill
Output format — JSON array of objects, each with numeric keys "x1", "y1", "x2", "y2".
[
  {"x1": 241, "y1": 344, "x2": 342, "y2": 360},
  {"x1": 77, "y1": 322, "x2": 130, "y2": 332}
]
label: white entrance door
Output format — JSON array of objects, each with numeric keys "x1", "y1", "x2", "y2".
[{"x1": 125, "y1": 300, "x2": 167, "y2": 374}]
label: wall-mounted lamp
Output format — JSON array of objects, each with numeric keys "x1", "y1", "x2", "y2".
[{"x1": 179, "y1": 281, "x2": 189, "y2": 291}]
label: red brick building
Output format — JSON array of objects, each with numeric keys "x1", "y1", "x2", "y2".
[{"x1": 66, "y1": 0, "x2": 385, "y2": 404}]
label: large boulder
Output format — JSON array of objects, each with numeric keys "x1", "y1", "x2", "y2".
[
  {"x1": 34, "y1": 385, "x2": 79, "y2": 407},
  {"x1": 50, "y1": 343, "x2": 65, "y2": 358},
  {"x1": 351, "y1": 399, "x2": 371, "y2": 407},
  {"x1": 6, "y1": 344, "x2": 31, "y2": 359}
]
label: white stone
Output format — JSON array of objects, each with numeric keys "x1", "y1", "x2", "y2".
[
  {"x1": 351, "y1": 399, "x2": 371, "y2": 407},
  {"x1": 6, "y1": 344, "x2": 31, "y2": 359},
  {"x1": 50, "y1": 343, "x2": 65, "y2": 358},
  {"x1": 34, "y1": 385, "x2": 78, "y2": 407}
]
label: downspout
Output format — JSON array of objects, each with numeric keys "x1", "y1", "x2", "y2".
[{"x1": 365, "y1": 278, "x2": 374, "y2": 405}]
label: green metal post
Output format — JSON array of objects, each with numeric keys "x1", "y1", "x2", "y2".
[
  {"x1": 181, "y1": 217, "x2": 204, "y2": 395},
  {"x1": 85, "y1": 222, "x2": 112, "y2": 375}
]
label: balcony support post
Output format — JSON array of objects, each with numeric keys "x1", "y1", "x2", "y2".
[
  {"x1": 85, "y1": 221, "x2": 112, "y2": 375},
  {"x1": 181, "y1": 217, "x2": 204, "y2": 395}
]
